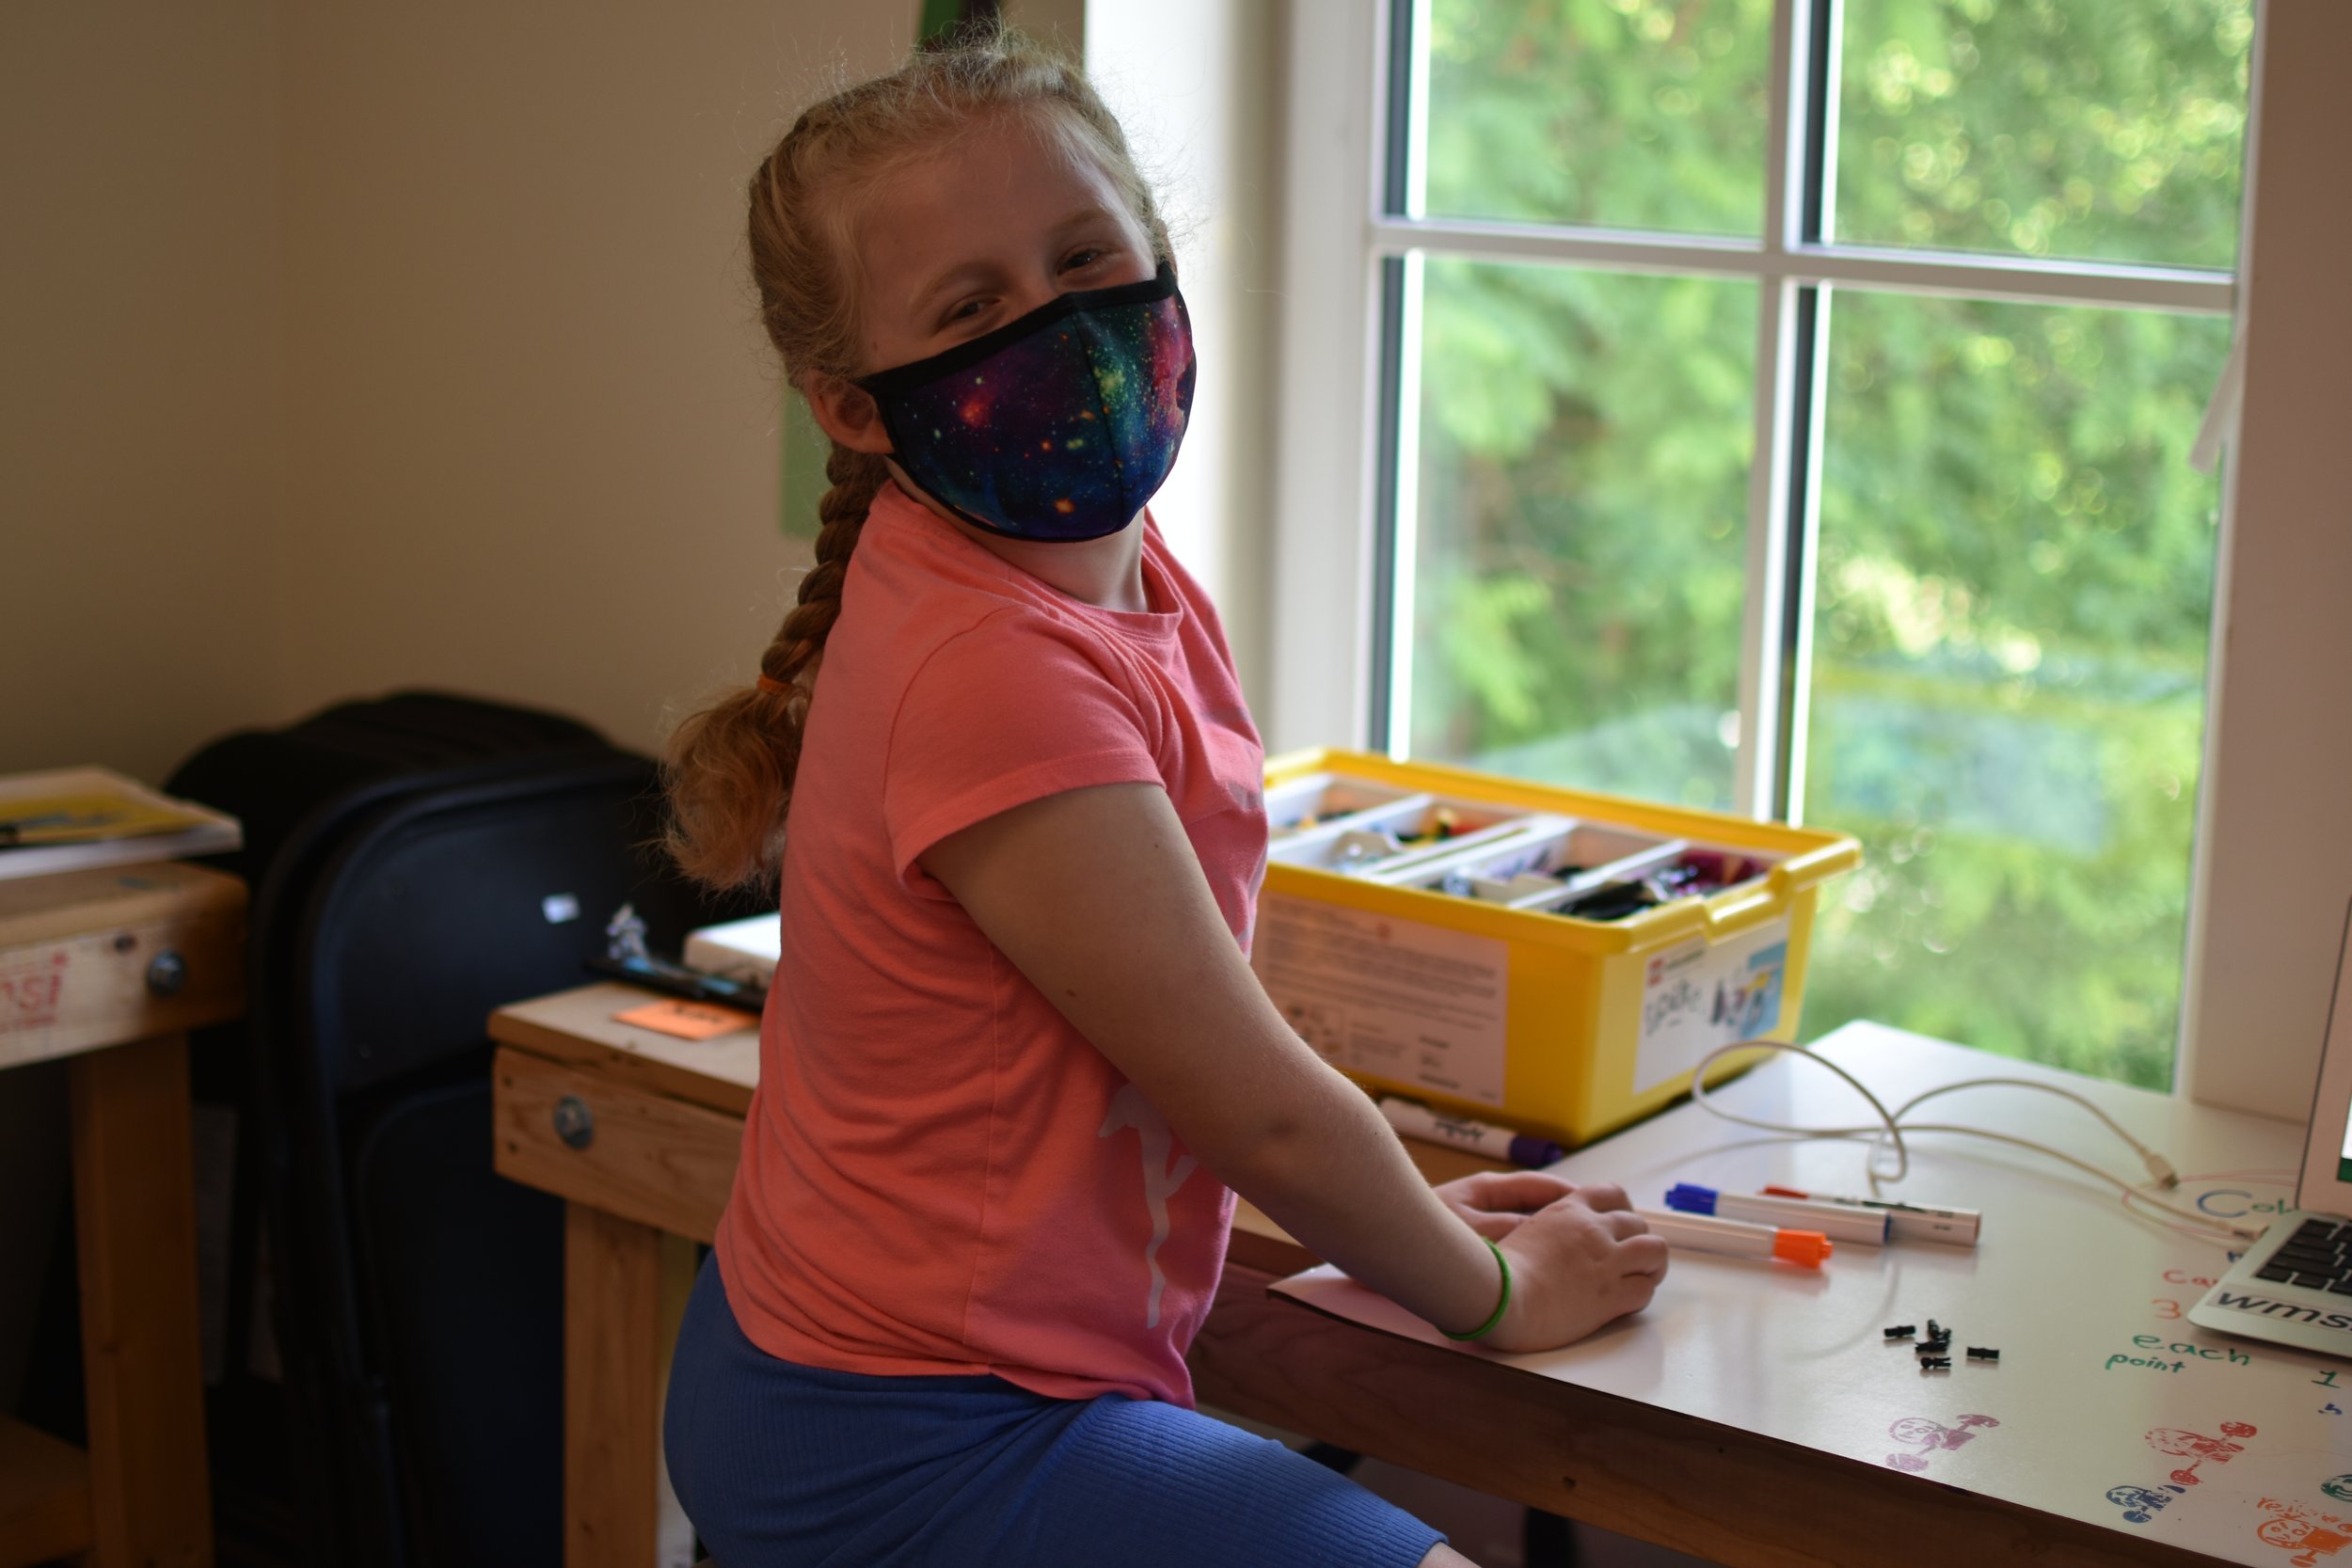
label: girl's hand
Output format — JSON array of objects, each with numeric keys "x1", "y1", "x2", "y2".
[
  {"x1": 1434, "y1": 1170, "x2": 1577, "y2": 1242},
  {"x1": 1477, "y1": 1182, "x2": 1668, "y2": 1354}
]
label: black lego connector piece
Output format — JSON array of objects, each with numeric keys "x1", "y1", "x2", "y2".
[
  {"x1": 1883, "y1": 1324, "x2": 1916, "y2": 1339},
  {"x1": 1966, "y1": 1346, "x2": 1999, "y2": 1361},
  {"x1": 1917, "y1": 1338, "x2": 1951, "y2": 1355},
  {"x1": 1919, "y1": 1356, "x2": 1952, "y2": 1371},
  {"x1": 1926, "y1": 1318, "x2": 1944, "y2": 1340}
]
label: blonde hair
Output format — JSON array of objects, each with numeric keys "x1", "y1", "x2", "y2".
[{"x1": 660, "y1": 25, "x2": 1174, "y2": 893}]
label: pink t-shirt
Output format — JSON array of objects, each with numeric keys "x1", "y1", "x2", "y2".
[{"x1": 714, "y1": 482, "x2": 1267, "y2": 1407}]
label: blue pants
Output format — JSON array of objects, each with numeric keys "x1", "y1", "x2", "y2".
[{"x1": 663, "y1": 1255, "x2": 1445, "y2": 1567}]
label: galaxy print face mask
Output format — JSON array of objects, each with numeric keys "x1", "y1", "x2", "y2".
[{"x1": 854, "y1": 262, "x2": 1196, "y2": 544}]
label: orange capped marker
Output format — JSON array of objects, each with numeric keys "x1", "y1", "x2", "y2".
[{"x1": 1633, "y1": 1207, "x2": 1834, "y2": 1268}]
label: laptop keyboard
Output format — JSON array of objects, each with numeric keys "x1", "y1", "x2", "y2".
[{"x1": 2255, "y1": 1217, "x2": 2352, "y2": 1293}]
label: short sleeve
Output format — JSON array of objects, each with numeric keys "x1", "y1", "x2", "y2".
[{"x1": 882, "y1": 610, "x2": 1166, "y2": 885}]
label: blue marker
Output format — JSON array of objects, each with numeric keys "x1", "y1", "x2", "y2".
[{"x1": 1665, "y1": 1182, "x2": 1889, "y2": 1245}]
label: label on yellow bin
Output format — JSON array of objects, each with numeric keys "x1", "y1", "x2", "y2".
[
  {"x1": 1254, "y1": 894, "x2": 1509, "y2": 1106},
  {"x1": 1634, "y1": 919, "x2": 1789, "y2": 1095}
]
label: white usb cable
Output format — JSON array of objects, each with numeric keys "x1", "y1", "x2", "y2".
[{"x1": 1685, "y1": 1039, "x2": 2266, "y2": 1241}]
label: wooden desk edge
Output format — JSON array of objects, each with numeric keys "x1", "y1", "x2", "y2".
[
  {"x1": 489, "y1": 991, "x2": 755, "y2": 1117},
  {"x1": 1194, "y1": 1266, "x2": 2216, "y2": 1568}
]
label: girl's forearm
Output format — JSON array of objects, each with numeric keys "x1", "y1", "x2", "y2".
[{"x1": 1214, "y1": 1071, "x2": 1502, "y2": 1335}]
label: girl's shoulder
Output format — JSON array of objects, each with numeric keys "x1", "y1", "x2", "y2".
[
  {"x1": 853, "y1": 484, "x2": 1034, "y2": 610},
  {"x1": 834, "y1": 492, "x2": 1116, "y2": 689}
]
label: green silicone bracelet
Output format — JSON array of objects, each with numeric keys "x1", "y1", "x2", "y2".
[{"x1": 1439, "y1": 1237, "x2": 1512, "y2": 1341}]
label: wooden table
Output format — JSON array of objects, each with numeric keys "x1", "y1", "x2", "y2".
[
  {"x1": 490, "y1": 986, "x2": 2249, "y2": 1568},
  {"x1": 0, "y1": 861, "x2": 247, "y2": 1568}
]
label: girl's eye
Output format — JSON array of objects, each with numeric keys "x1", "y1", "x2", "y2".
[
  {"x1": 1061, "y1": 247, "x2": 1105, "y2": 273},
  {"x1": 945, "y1": 298, "x2": 989, "y2": 324}
]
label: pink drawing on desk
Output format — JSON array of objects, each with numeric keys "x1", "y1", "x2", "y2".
[
  {"x1": 2255, "y1": 1499, "x2": 2352, "y2": 1566},
  {"x1": 2148, "y1": 1421, "x2": 2257, "y2": 1485},
  {"x1": 1884, "y1": 1413, "x2": 1999, "y2": 1472}
]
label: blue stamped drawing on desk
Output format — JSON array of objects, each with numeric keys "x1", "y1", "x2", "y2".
[{"x1": 2108, "y1": 1482, "x2": 2187, "y2": 1525}]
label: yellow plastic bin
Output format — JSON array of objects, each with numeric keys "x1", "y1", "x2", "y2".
[{"x1": 1254, "y1": 750, "x2": 1862, "y2": 1148}]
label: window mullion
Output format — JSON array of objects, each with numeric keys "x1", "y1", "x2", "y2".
[
  {"x1": 1777, "y1": 287, "x2": 1832, "y2": 823},
  {"x1": 1735, "y1": 0, "x2": 1807, "y2": 819}
]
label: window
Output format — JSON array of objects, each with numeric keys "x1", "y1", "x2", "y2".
[{"x1": 1272, "y1": 0, "x2": 2255, "y2": 1089}]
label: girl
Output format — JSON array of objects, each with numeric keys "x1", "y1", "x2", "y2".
[{"x1": 659, "y1": 29, "x2": 1665, "y2": 1568}]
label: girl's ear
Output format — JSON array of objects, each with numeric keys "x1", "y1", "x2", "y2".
[{"x1": 803, "y1": 373, "x2": 894, "y2": 454}]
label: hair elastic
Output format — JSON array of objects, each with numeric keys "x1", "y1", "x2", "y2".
[{"x1": 755, "y1": 673, "x2": 793, "y2": 697}]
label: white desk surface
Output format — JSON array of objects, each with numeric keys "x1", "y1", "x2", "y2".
[{"x1": 1279, "y1": 1022, "x2": 2352, "y2": 1565}]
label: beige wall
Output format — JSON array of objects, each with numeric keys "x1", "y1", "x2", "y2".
[
  {"x1": 1, "y1": 1, "x2": 286, "y2": 785},
  {"x1": 3, "y1": 2, "x2": 913, "y2": 789},
  {"x1": 270, "y1": 2, "x2": 908, "y2": 758}
]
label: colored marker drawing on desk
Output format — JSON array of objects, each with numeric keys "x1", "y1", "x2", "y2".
[
  {"x1": 2255, "y1": 1499, "x2": 2352, "y2": 1565},
  {"x1": 2149, "y1": 1420, "x2": 2256, "y2": 1486},
  {"x1": 2106, "y1": 1482, "x2": 2187, "y2": 1525},
  {"x1": 1883, "y1": 1413, "x2": 1998, "y2": 1473}
]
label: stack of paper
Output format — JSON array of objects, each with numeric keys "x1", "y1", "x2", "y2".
[{"x1": 0, "y1": 767, "x2": 243, "y2": 880}]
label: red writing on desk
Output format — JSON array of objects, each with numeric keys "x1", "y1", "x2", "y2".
[
  {"x1": 2150, "y1": 1421, "x2": 2255, "y2": 1486},
  {"x1": 0, "y1": 951, "x2": 68, "y2": 1034},
  {"x1": 2103, "y1": 1421, "x2": 2258, "y2": 1528}
]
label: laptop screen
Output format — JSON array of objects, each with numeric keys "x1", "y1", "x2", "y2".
[{"x1": 2296, "y1": 899, "x2": 2352, "y2": 1212}]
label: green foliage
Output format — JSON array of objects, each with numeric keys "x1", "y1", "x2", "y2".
[
  {"x1": 1407, "y1": 0, "x2": 2247, "y2": 1086},
  {"x1": 1424, "y1": 0, "x2": 1772, "y2": 234},
  {"x1": 1838, "y1": 0, "x2": 2249, "y2": 267},
  {"x1": 1410, "y1": 262, "x2": 1754, "y2": 807}
]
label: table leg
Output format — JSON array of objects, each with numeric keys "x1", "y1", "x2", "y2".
[
  {"x1": 68, "y1": 1032, "x2": 213, "y2": 1568},
  {"x1": 564, "y1": 1202, "x2": 695, "y2": 1568}
]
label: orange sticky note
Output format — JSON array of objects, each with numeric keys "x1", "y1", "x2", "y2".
[{"x1": 614, "y1": 998, "x2": 758, "y2": 1040}]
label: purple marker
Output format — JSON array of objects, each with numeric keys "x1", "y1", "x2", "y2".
[{"x1": 1378, "y1": 1098, "x2": 1565, "y2": 1168}]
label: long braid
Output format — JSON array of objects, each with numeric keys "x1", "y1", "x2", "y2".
[
  {"x1": 660, "y1": 23, "x2": 1169, "y2": 893},
  {"x1": 760, "y1": 443, "x2": 888, "y2": 696}
]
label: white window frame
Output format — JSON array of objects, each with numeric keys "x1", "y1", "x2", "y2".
[{"x1": 1269, "y1": 0, "x2": 2345, "y2": 1115}]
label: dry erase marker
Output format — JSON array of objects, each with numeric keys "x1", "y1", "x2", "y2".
[
  {"x1": 1664, "y1": 1183, "x2": 1888, "y2": 1245},
  {"x1": 1377, "y1": 1098, "x2": 1565, "y2": 1168},
  {"x1": 1634, "y1": 1208, "x2": 1833, "y2": 1268},
  {"x1": 1760, "y1": 1185, "x2": 1981, "y2": 1246}
]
